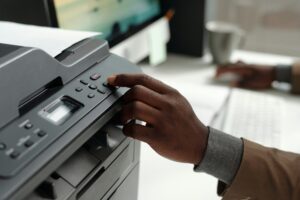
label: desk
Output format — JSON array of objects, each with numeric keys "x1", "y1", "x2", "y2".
[{"x1": 137, "y1": 51, "x2": 300, "y2": 200}]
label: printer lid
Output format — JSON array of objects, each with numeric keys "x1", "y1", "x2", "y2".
[{"x1": 0, "y1": 43, "x2": 21, "y2": 58}]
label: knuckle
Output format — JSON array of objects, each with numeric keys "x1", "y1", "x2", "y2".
[
  {"x1": 138, "y1": 74, "x2": 150, "y2": 84},
  {"x1": 162, "y1": 99, "x2": 174, "y2": 112},
  {"x1": 131, "y1": 101, "x2": 142, "y2": 114},
  {"x1": 131, "y1": 85, "x2": 143, "y2": 98},
  {"x1": 116, "y1": 74, "x2": 126, "y2": 83}
]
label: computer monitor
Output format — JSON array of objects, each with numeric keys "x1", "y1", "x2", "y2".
[
  {"x1": 47, "y1": 0, "x2": 169, "y2": 63},
  {"x1": 49, "y1": 0, "x2": 162, "y2": 46},
  {"x1": 0, "y1": 0, "x2": 169, "y2": 63}
]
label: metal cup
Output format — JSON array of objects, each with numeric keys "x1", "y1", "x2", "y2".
[{"x1": 206, "y1": 21, "x2": 245, "y2": 65}]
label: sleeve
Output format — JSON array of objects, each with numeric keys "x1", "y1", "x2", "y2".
[
  {"x1": 275, "y1": 65, "x2": 292, "y2": 83},
  {"x1": 291, "y1": 63, "x2": 300, "y2": 94},
  {"x1": 218, "y1": 139, "x2": 300, "y2": 200},
  {"x1": 194, "y1": 127, "x2": 243, "y2": 184}
]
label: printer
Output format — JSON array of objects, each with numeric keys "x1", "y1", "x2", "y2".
[{"x1": 0, "y1": 38, "x2": 141, "y2": 200}]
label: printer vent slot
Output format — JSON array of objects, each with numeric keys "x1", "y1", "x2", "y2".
[{"x1": 19, "y1": 77, "x2": 63, "y2": 115}]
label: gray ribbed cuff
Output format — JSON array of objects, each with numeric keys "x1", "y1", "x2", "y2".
[
  {"x1": 194, "y1": 127, "x2": 243, "y2": 184},
  {"x1": 275, "y1": 65, "x2": 292, "y2": 83}
]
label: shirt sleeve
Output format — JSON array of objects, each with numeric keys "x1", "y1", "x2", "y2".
[{"x1": 194, "y1": 127, "x2": 243, "y2": 184}]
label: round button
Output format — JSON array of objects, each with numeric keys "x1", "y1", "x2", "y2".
[
  {"x1": 0, "y1": 143, "x2": 6, "y2": 150},
  {"x1": 89, "y1": 85, "x2": 97, "y2": 90},
  {"x1": 88, "y1": 93, "x2": 95, "y2": 98},
  {"x1": 75, "y1": 87, "x2": 83, "y2": 92},
  {"x1": 10, "y1": 151, "x2": 20, "y2": 159},
  {"x1": 24, "y1": 140, "x2": 34, "y2": 148},
  {"x1": 24, "y1": 123, "x2": 33, "y2": 130},
  {"x1": 37, "y1": 130, "x2": 47, "y2": 137}
]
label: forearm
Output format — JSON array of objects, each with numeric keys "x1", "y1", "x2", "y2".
[
  {"x1": 220, "y1": 140, "x2": 300, "y2": 200},
  {"x1": 194, "y1": 127, "x2": 300, "y2": 199}
]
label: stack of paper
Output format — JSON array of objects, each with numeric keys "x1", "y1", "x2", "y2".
[{"x1": 0, "y1": 21, "x2": 100, "y2": 57}]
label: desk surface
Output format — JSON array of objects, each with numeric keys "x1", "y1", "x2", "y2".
[{"x1": 137, "y1": 51, "x2": 300, "y2": 200}]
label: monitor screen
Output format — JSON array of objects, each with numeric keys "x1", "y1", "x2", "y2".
[{"x1": 51, "y1": 0, "x2": 162, "y2": 46}]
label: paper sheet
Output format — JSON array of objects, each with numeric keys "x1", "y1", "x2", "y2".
[
  {"x1": 0, "y1": 21, "x2": 100, "y2": 57},
  {"x1": 148, "y1": 19, "x2": 168, "y2": 66}
]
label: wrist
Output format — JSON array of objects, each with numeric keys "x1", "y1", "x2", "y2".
[
  {"x1": 270, "y1": 66, "x2": 276, "y2": 82},
  {"x1": 193, "y1": 124, "x2": 209, "y2": 165}
]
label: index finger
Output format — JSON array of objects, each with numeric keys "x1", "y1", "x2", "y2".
[{"x1": 107, "y1": 74, "x2": 172, "y2": 94}]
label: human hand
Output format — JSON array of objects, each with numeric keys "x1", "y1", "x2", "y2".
[
  {"x1": 216, "y1": 61, "x2": 276, "y2": 89},
  {"x1": 108, "y1": 74, "x2": 208, "y2": 165}
]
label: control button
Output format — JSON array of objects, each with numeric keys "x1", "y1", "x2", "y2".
[
  {"x1": 75, "y1": 87, "x2": 83, "y2": 92},
  {"x1": 80, "y1": 80, "x2": 88, "y2": 85},
  {"x1": 24, "y1": 123, "x2": 33, "y2": 130},
  {"x1": 103, "y1": 82, "x2": 118, "y2": 90},
  {"x1": 88, "y1": 93, "x2": 95, "y2": 99},
  {"x1": 37, "y1": 130, "x2": 47, "y2": 137},
  {"x1": 97, "y1": 89, "x2": 106, "y2": 94},
  {"x1": 10, "y1": 151, "x2": 20, "y2": 159},
  {"x1": 102, "y1": 82, "x2": 109, "y2": 87},
  {"x1": 0, "y1": 143, "x2": 6, "y2": 150},
  {"x1": 89, "y1": 85, "x2": 97, "y2": 90},
  {"x1": 24, "y1": 140, "x2": 34, "y2": 148},
  {"x1": 90, "y1": 73, "x2": 101, "y2": 80}
]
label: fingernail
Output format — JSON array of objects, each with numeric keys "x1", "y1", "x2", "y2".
[{"x1": 107, "y1": 75, "x2": 116, "y2": 85}]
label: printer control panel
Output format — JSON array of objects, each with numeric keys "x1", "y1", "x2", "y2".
[{"x1": 0, "y1": 56, "x2": 129, "y2": 178}]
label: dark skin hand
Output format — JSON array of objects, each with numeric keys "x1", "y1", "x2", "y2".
[
  {"x1": 107, "y1": 74, "x2": 209, "y2": 165},
  {"x1": 216, "y1": 61, "x2": 276, "y2": 90}
]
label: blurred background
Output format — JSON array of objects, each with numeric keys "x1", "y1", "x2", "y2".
[
  {"x1": 208, "y1": 0, "x2": 300, "y2": 57},
  {"x1": 1, "y1": 1, "x2": 300, "y2": 200}
]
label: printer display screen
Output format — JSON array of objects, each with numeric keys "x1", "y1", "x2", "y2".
[{"x1": 39, "y1": 96, "x2": 83, "y2": 125}]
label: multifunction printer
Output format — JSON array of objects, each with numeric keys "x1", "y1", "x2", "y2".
[{"x1": 0, "y1": 38, "x2": 141, "y2": 200}]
